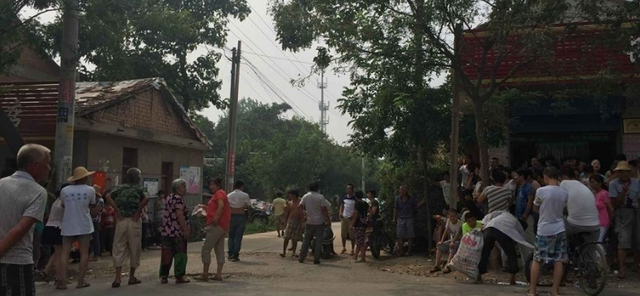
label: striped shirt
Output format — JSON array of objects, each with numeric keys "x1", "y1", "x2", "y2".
[
  {"x1": 0, "y1": 171, "x2": 47, "y2": 265},
  {"x1": 482, "y1": 185, "x2": 512, "y2": 214}
]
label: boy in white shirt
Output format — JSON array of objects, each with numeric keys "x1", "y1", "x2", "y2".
[{"x1": 529, "y1": 167, "x2": 569, "y2": 296}]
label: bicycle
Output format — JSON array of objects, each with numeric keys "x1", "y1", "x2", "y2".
[
  {"x1": 525, "y1": 232, "x2": 608, "y2": 296},
  {"x1": 188, "y1": 214, "x2": 207, "y2": 242}
]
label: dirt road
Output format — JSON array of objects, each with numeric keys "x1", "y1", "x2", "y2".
[{"x1": 37, "y1": 223, "x2": 640, "y2": 296}]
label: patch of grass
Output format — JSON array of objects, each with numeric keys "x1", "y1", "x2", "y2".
[{"x1": 244, "y1": 219, "x2": 276, "y2": 235}]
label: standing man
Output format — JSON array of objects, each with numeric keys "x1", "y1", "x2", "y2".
[
  {"x1": 104, "y1": 168, "x2": 150, "y2": 288},
  {"x1": 227, "y1": 180, "x2": 251, "y2": 262},
  {"x1": 339, "y1": 183, "x2": 357, "y2": 255},
  {"x1": 477, "y1": 169, "x2": 512, "y2": 214},
  {"x1": 529, "y1": 167, "x2": 569, "y2": 296},
  {"x1": 558, "y1": 166, "x2": 601, "y2": 243},
  {"x1": 272, "y1": 193, "x2": 287, "y2": 238},
  {"x1": 0, "y1": 144, "x2": 50, "y2": 296},
  {"x1": 298, "y1": 181, "x2": 331, "y2": 265},
  {"x1": 608, "y1": 161, "x2": 640, "y2": 279},
  {"x1": 514, "y1": 168, "x2": 535, "y2": 242},
  {"x1": 281, "y1": 189, "x2": 304, "y2": 257},
  {"x1": 90, "y1": 185, "x2": 104, "y2": 262},
  {"x1": 59, "y1": 167, "x2": 96, "y2": 289},
  {"x1": 393, "y1": 185, "x2": 426, "y2": 257},
  {"x1": 440, "y1": 172, "x2": 455, "y2": 210}
]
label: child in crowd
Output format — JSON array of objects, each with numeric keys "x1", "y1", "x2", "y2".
[
  {"x1": 351, "y1": 191, "x2": 370, "y2": 262},
  {"x1": 461, "y1": 211, "x2": 482, "y2": 236},
  {"x1": 430, "y1": 208, "x2": 462, "y2": 274}
]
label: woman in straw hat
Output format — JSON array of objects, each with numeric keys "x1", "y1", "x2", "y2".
[
  {"x1": 57, "y1": 166, "x2": 96, "y2": 289},
  {"x1": 609, "y1": 160, "x2": 640, "y2": 279}
]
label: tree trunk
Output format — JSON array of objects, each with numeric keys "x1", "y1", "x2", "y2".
[
  {"x1": 473, "y1": 98, "x2": 491, "y2": 187},
  {"x1": 418, "y1": 145, "x2": 433, "y2": 255}
]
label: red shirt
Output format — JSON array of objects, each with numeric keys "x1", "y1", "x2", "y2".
[{"x1": 207, "y1": 189, "x2": 231, "y2": 231}]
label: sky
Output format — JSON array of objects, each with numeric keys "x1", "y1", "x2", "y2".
[
  {"x1": 21, "y1": 1, "x2": 355, "y2": 144},
  {"x1": 200, "y1": 1, "x2": 355, "y2": 144}
]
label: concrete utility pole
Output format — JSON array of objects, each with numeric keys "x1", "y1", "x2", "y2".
[
  {"x1": 226, "y1": 41, "x2": 241, "y2": 193},
  {"x1": 54, "y1": 0, "x2": 79, "y2": 189},
  {"x1": 448, "y1": 23, "x2": 463, "y2": 201},
  {"x1": 318, "y1": 69, "x2": 329, "y2": 133}
]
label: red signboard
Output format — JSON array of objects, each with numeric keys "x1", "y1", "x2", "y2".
[{"x1": 461, "y1": 23, "x2": 640, "y2": 86}]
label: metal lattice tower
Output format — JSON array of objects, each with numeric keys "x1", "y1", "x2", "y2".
[{"x1": 318, "y1": 69, "x2": 329, "y2": 133}]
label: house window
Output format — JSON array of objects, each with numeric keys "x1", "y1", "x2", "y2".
[{"x1": 122, "y1": 147, "x2": 138, "y2": 177}]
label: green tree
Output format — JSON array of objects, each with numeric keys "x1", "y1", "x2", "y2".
[
  {"x1": 38, "y1": 0, "x2": 250, "y2": 111},
  {"x1": 269, "y1": 0, "x2": 639, "y2": 186}
]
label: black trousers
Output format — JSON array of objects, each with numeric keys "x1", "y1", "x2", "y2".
[{"x1": 478, "y1": 227, "x2": 519, "y2": 275}]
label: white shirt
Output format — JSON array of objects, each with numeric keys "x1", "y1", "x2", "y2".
[
  {"x1": 440, "y1": 180, "x2": 453, "y2": 206},
  {"x1": 560, "y1": 180, "x2": 600, "y2": 227},
  {"x1": 301, "y1": 191, "x2": 328, "y2": 225},
  {"x1": 445, "y1": 219, "x2": 462, "y2": 240},
  {"x1": 46, "y1": 199, "x2": 65, "y2": 228},
  {"x1": 60, "y1": 184, "x2": 96, "y2": 236},
  {"x1": 534, "y1": 185, "x2": 568, "y2": 236},
  {"x1": 0, "y1": 171, "x2": 47, "y2": 265},
  {"x1": 227, "y1": 189, "x2": 251, "y2": 209},
  {"x1": 482, "y1": 211, "x2": 533, "y2": 249},
  {"x1": 459, "y1": 165, "x2": 470, "y2": 188},
  {"x1": 342, "y1": 195, "x2": 356, "y2": 218}
]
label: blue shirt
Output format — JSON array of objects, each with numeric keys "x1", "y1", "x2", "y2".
[
  {"x1": 609, "y1": 178, "x2": 640, "y2": 208},
  {"x1": 395, "y1": 196, "x2": 417, "y2": 219},
  {"x1": 515, "y1": 182, "x2": 532, "y2": 218}
]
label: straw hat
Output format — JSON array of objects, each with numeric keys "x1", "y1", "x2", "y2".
[
  {"x1": 93, "y1": 184, "x2": 102, "y2": 197},
  {"x1": 68, "y1": 166, "x2": 95, "y2": 182},
  {"x1": 614, "y1": 161, "x2": 632, "y2": 172}
]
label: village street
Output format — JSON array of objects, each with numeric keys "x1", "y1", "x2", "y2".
[{"x1": 36, "y1": 223, "x2": 640, "y2": 296}]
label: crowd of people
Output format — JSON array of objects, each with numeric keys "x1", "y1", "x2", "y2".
[
  {"x1": 2, "y1": 143, "x2": 640, "y2": 296},
  {"x1": 430, "y1": 154, "x2": 640, "y2": 296}
]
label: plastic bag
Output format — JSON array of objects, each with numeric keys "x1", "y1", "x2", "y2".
[{"x1": 449, "y1": 229, "x2": 484, "y2": 279}]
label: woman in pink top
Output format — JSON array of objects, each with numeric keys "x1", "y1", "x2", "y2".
[{"x1": 589, "y1": 175, "x2": 614, "y2": 243}]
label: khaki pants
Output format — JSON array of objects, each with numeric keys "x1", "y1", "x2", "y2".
[
  {"x1": 201, "y1": 226, "x2": 226, "y2": 265},
  {"x1": 112, "y1": 218, "x2": 142, "y2": 268}
]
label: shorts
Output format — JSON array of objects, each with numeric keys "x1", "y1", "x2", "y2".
[
  {"x1": 534, "y1": 232, "x2": 568, "y2": 264},
  {"x1": 614, "y1": 208, "x2": 640, "y2": 250},
  {"x1": 284, "y1": 219, "x2": 304, "y2": 242},
  {"x1": 275, "y1": 214, "x2": 286, "y2": 227},
  {"x1": 0, "y1": 263, "x2": 35, "y2": 296},
  {"x1": 396, "y1": 218, "x2": 415, "y2": 239},
  {"x1": 437, "y1": 239, "x2": 460, "y2": 254},
  {"x1": 42, "y1": 226, "x2": 63, "y2": 246},
  {"x1": 341, "y1": 217, "x2": 355, "y2": 239},
  {"x1": 62, "y1": 234, "x2": 92, "y2": 245}
]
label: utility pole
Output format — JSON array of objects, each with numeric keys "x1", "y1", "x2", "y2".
[
  {"x1": 54, "y1": 0, "x2": 79, "y2": 189},
  {"x1": 448, "y1": 23, "x2": 463, "y2": 203},
  {"x1": 318, "y1": 69, "x2": 329, "y2": 133},
  {"x1": 226, "y1": 41, "x2": 241, "y2": 193}
]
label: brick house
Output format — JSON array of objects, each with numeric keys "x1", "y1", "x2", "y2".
[
  {"x1": 0, "y1": 78, "x2": 211, "y2": 211},
  {"x1": 460, "y1": 18, "x2": 640, "y2": 171}
]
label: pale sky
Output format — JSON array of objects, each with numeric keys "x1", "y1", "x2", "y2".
[
  {"x1": 22, "y1": 1, "x2": 355, "y2": 144},
  {"x1": 200, "y1": 1, "x2": 354, "y2": 144}
]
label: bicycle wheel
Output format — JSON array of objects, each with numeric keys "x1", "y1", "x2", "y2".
[{"x1": 577, "y1": 244, "x2": 607, "y2": 296}]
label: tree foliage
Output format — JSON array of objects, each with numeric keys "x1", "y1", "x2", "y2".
[
  {"x1": 194, "y1": 98, "x2": 376, "y2": 201},
  {"x1": 269, "y1": 0, "x2": 640, "y2": 186},
  {"x1": 35, "y1": 0, "x2": 250, "y2": 112}
]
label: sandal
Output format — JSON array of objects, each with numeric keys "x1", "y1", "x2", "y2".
[
  {"x1": 176, "y1": 277, "x2": 190, "y2": 284},
  {"x1": 443, "y1": 267, "x2": 452, "y2": 274},
  {"x1": 128, "y1": 277, "x2": 142, "y2": 285},
  {"x1": 429, "y1": 266, "x2": 441, "y2": 273},
  {"x1": 112, "y1": 281, "x2": 121, "y2": 288},
  {"x1": 194, "y1": 275, "x2": 209, "y2": 282},
  {"x1": 526, "y1": 290, "x2": 539, "y2": 296},
  {"x1": 160, "y1": 277, "x2": 168, "y2": 284}
]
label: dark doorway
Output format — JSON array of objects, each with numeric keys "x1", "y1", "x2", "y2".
[{"x1": 161, "y1": 162, "x2": 173, "y2": 195}]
